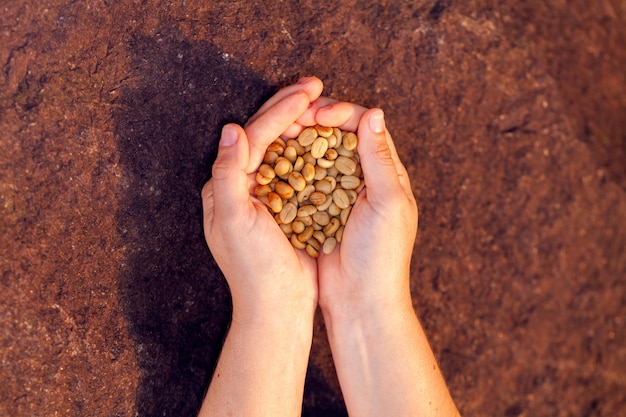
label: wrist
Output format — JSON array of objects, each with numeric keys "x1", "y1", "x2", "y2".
[
  {"x1": 320, "y1": 290, "x2": 414, "y2": 334},
  {"x1": 231, "y1": 297, "x2": 317, "y2": 332}
]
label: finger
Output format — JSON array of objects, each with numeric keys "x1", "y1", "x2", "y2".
[
  {"x1": 384, "y1": 129, "x2": 415, "y2": 201},
  {"x1": 282, "y1": 122, "x2": 306, "y2": 139},
  {"x1": 208, "y1": 124, "x2": 252, "y2": 220},
  {"x1": 295, "y1": 96, "x2": 337, "y2": 127},
  {"x1": 245, "y1": 77, "x2": 324, "y2": 127},
  {"x1": 201, "y1": 180, "x2": 215, "y2": 233},
  {"x1": 315, "y1": 101, "x2": 368, "y2": 132},
  {"x1": 357, "y1": 109, "x2": 408, "y2": 207},
  {"x1": 245, "y1": 91, "x2": 310, "y2": 172}
]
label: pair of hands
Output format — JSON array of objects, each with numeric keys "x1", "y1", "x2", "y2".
[{"x1": 201, "y1": 77, "x2": 418, "y2": 325}]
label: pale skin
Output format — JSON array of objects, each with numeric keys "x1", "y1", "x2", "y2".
[{"x1": 199, "y1": 77, "x2": 460, "y2": 417}]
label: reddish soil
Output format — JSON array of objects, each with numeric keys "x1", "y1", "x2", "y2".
[{"x1": 1, "y1": 1, "x2": 625, "y2": 416}]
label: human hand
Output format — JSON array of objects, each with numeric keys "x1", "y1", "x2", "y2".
[
  {"x1": 295, "y1": 99, "x2": 419, "y2": 316},
  {"x1": 201, "y1": 77, "x2": 324, "y2": 325}
]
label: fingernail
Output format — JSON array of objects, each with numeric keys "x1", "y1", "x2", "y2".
[
  {"x1": 220, "y1": 125, "x2": 238, "y2": 147},
  {"x1": 297, "y1": 76, "x2": 313, "y2": 84},
  {"x1": 369, "y1": 109, "x2": 385, "y2": 134}
]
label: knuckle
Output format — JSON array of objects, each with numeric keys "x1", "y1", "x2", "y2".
[
  {"x1": 371, "y1": 140, "x2": 395, "y2": 166},
  {"x1": 211, "y1": 161, "x2": 232, "y2": 181}
]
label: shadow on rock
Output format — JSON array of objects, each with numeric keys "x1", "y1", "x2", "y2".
[{"x1": 113, "y1": 26, "x2": 347, "y2": 416}]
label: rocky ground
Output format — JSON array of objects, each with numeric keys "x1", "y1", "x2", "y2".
[{"x1": 1, "y1": 1, "x2": 625, "y2": 416}]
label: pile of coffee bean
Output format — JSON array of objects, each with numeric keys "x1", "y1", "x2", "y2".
[{"x1": 254, "y1": 125, "x2": 364, "y2": 257}]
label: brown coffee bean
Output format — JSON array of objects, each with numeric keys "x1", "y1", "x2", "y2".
[
  {"x1": 256, "y1": 164, "x2": 276, "y2": 183},
  {"x1": 332, "y1": 128, "x2": 343, "y2": 147},
  {"x1": 297, "y1": 205, "x2": 317, "y2": 217},
  {"x1": 279, "y1": 223, "x2": 293, "y2": 235},
  {"x1": 291, "y1": 233, "x2": 306, "y2": 249},
  {"x1": 303, "y1": 151, "x2": 316, "y2": 166},
  {"x1": 288, "y1": 172, "x2": 307, "y2": 191},
  {"x1": 274, "y1": 157, "x2": 292, "y2": 177},
  {"x1": 307, "y1": 237, "x2": 321, "y2": 251},
  {"x1": 254, "y1": 184, "x2": 272, "y2": 197},
  {"x1": 323, "y1": 218, "x2": 340, "y2": 236},
  {"x1": 335, "y1": 225, "x2": 344, "y2": 243},
  {"x1": 301, "y1": 163, "x2": 316, "y2": 182},
  {"x1": 317, "y1": 194, "x2": 333, "y2": 211},
  {"x1": 343, "y1": 132, "x2": 358, "y2": 150},
  {"x1": 326, "y1": 165, "x2": 339, "y2": 178},
  {"x1": 297, "y1": 184, "x2": 315, "y2": 203},
  {"x1": 313, "y1": 211, "x2": 330, "y2": 227},
  {"x1": 346, "y1": 189, "x2": 358, "y2": 204},
  {"x1": 311, "y1": 137, "x2": 329, "y2": 159},
  {"x1": 286, "y1": 139, "x2": 305, "y2": 155},
  {"x1": 268, "y1": 192, "x2": 283, "y2": 213},
  {"x1": 340, "y1": 206, "x2": 352, "y2": 225},
  {"x1": 313, "y1": 230, "x2": 326, "y2": 244},
  {"x1": 328, "y1": 202, "x2": 341, "y2": 217},
  {"x1": 292, "y1": 221, "x2": 305, "y2": 234},
  {"x1": 298, "y1": 127, "x2": 318, "y2": 147},
  {"x1": 322, "y1": 237, "x2": 337, "y2": 254},
  {"x1": 315, "y1": 179, "x2": 333, "y2": 194},
  {"x1": 305, "y1": 244, "x2": 320, "y2": 258},
  {"x1": 296, "y1": 215, "x2": 313, "y2": 226},
  {"x1": 337, "y1": 146, "x2": 354, "y2": 158},
  {"x1": 293, "y1": 156, "x2": 304, "y2": 172},
  {"x1": 267, "y1": 143, "x2": 284, "y2": 155},
  {"x1": 314, "y1": 166, "x2": 327, "y2": 180},
  {"x1": 327, "y1": 134, "x2": 338, "y2": 149},
  {"x1": 255, "y1": 172, "x2": 273, "y2": 185},
  {"x1": 315, "y1": 125, "x2": 334, "y2": 138},
  {"x1": 340, "y1": 175, "x2": 360, "y2": 189},
  {"x1": 263, "y1": 151, "x2": 279, "y2": 164},
  {"x1": 273, "y1": 137, "x2": 286, "y2": 148},
  {"x1": 275, "y1": 181, "x2": 295, "y2": 199},
  {"x1": 283, "y1": 146, "x2": 297, "y2": 163},
  {"x1": 325, "y1": 148, "x2": 339, "y2": 161},
  {"x1": 279, "y1": 202, "x2": 298, "y2": 224},
  {"x1": 298, "y1": 225, "x2": 314, "y2": 242},
  {"x1": 332, "y1": 189, "x2": 350, "y2": 209},
  {"x1": 316, "y1": 158, "x2": 334, "y2": 169},
  {"x1": 310, "y1": 191, "x2": 327, "y2": 206},
  {"x1": 335, "y1": 156, "x2": 357, "y2": 175}
]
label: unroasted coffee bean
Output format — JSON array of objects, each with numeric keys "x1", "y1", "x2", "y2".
[
  {"x1": 254, "y1": 126, "x2": 364, "y2": 257},
  {"x1": 297, "y1": 127, "x2": 318, "y2": 147},
  {"x1": 268, "y1": 192, "x2": 282, "y2": 213},
  {"x1": 342, "y1": 132, "x2": 358, "y2": 151},
  {"x1": 322, "y1": 237, "x2": 337, "y2": 254},
  {"x1": 274, "y1": 157, "x2": 292, "y2": 177},
  {"x1": 315, "y1": 124, "x2": 334, "y2": 138},
  {"x1": 310, "y1": 191, "x2": 327, "y2": 206},
  {"x1": 340, "y1": 175, "x2": 360, "y2": 190},
  {"x1": 332, "y1": 189, "x2": 350, "y2": 209},
  {"x1": 280, "y1": 202, "x2": 298, "y2": 224},
  {"x1": 305, "y1": 244, "x2": 320, "y2": 258},
  {"x1": 288, "y1": 172, "x2": 307, "y2": 191},
  {"x1": 335, "y1": 156, "x2": 357, "y2": 175},
  {"x1": 311, "y1": 137, "x2": 329, "y2": 159},
  {"x1": 275, "y1": 181, "x2": 295, "y2": 200}
]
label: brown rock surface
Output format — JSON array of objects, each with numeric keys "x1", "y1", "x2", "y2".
[{"x1": 1, "y1": 1, "x2": 624, "y2": 416}]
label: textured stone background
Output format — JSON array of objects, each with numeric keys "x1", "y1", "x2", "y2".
[{"x1": 1, "y1": 1, "x2": 625, "y2": 416}]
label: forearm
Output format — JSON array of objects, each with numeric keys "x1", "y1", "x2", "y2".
[
  {"x1": 322, "y1": 293, "x2": 460, "y2": 417},
  {"x1": 198, "y1": 309, "x2": 314, "y2": 417}
]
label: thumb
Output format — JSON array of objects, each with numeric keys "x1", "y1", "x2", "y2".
[
  {"x1": 209, "y1": 124, "x2": 251, "y2": 220},
  {"x1": 357, "y1": 109, "x2": 402, "y2": 206}
]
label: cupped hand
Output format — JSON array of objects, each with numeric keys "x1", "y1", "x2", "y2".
[
  {"x1": 303, "y1": 101, "x2": 419, "y2": 313},
  {"x1": 201, "y1": 77, "x2": 324, "y2": 324}
]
